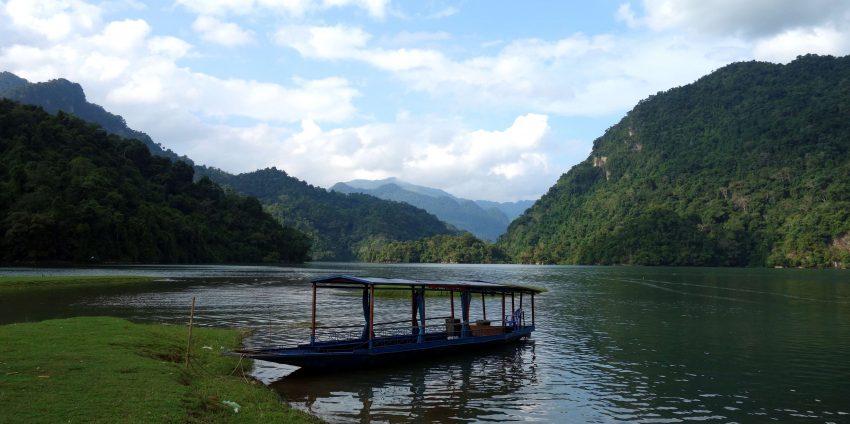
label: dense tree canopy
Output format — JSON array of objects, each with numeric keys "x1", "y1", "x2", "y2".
[
  {"x1": 499, "y1": 55, "x2": 850, "y2": 268},
  {"x1": 0, "y1": 100, "x2": 310, "y2": 264},
  {"x1": 357, "y1": 232, "x2": 507, "y2": 264}
]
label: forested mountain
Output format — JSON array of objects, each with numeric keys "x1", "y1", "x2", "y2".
[
  {"x1": 331, "y1": 178, "x2": 513, "y2": 241},
  {"x1": 0, "y1": 100, "x2": 310, "y2": 263},
  {"x1": 197, "y1": 167, "x2": 455, "y2": 260},
  {"x1": 500, "y1": 55, "x2": 850, "y2": 268},
  {"x1": 0, "y1": 72, "x2": 187, "y2": 163},
  {"x1": 339, "y1": 178, "x2": 453, "y2": 198}
]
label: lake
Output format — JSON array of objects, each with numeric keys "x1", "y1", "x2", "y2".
[{"x1": 2, "y1": 263, "x2": 849, "y2": 423}]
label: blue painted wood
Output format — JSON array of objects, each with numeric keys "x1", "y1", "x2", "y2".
[{"x1": 236, "y1": 326, "x2": 535, "y2": 372}]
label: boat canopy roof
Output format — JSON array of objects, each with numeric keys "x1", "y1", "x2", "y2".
[{"x1": 311, "y1": 275, "x2": 543, "y2": 294}]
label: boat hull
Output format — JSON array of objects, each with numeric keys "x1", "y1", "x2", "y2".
[{"x1": 234, "y1": 326, "x2": 534, "y2": 371}]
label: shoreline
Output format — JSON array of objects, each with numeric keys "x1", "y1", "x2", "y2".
[
  {"x1": 0, "y1": 316, "x2": 323, "y2": 423},
  {"x1": 0, "y1": 276, "x2": 324, "y2": 423}
]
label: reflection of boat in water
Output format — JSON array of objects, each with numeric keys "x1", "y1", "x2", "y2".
[
  {"x1": 271, "y1": 341, "x2": 538, "y2": 423},
  {"x1": 230, "y1": 275, "x2": 541, "y2": 372}
]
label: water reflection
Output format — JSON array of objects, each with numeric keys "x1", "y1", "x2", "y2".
[{"x1": 270, "y1": 341, "x2": 538, "y2": 423}]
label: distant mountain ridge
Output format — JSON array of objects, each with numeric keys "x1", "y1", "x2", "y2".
[
  {"x1": 342, "y1": 178, "x2": 456, "y2": 199},
  {"x1": 331, "y1": 178, "x2": 533, "y2": 241},
  {"x1": 199, "y1": 168, "x2": 454, "y2": 260},
  {"x1": 474, "y1": 199, "x2": 535, "y2": 222},
  {"x1": 0, "y1": 72, "x2": 188, "y2": 163}
]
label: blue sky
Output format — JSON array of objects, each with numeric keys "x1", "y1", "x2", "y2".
[{"x1": 2, "y1": 1, "x2": 849, "y2": 201}]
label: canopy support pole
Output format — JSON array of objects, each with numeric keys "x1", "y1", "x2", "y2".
[
  {"x1": 310, "y1": 283, "x2": 317, "y2": 345},
  {"x1": 411, "y1": 288, "x2": 416, "y2": 330},
  {"x1": 481, "y1": 292, "x2": 486, "y2": 321},
  {"x1": 461, "y1": 291, "x2": 471, "y2": 338},
  {"x1": 369, "y1": 285, "x2": 375, "y2": 348},
  {"x1": 520, "y1": 293, "x2": 524, "y2": 326},
  {"x1": 501, "y1": 292, "x2": 505, "y2": 327},
  {"x1": 419, "y1": 286, "x2": 426, "y2": 343},
  {"x1": 531, "y1": 293, "x2": 535, "y2": 326}
]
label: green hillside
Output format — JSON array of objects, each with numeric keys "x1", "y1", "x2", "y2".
[
  {"x1": 0, "y1": 100, "x2": 310, "y2": 263},
  {"x1": 499, "y1": 55, "x2": 850, "y2": 268},
  {"x1": 197, "y1": 167, "x2": 455, "y2": 261}
]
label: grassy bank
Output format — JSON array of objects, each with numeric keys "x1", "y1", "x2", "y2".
[
  {"x1": 0, "y1": 275, "x2": 157, "y2": 292},
  {"x1": 0, "y1": 317, "x2": 322, "y2": 423}
]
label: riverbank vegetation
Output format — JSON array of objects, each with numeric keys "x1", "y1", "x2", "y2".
[
  {"x1": 0, "y1": 275, "x2": 156, "y2": 292},
  {"x1": 499, "y1": 55, "x2": 850, "y2": 268},
  {"x1": 0, "y1": 316, "x2": 321, "y2": 423},
  {"x1": 0, "y1": 100, "x2": 310, "y2": 264},
  {"x1": 357, "y1": 233, "x2": 507, "y2": 264}
]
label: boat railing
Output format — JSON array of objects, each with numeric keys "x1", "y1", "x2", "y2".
[
  {"x1": 504, "y1": 308, "x2": 527, "y2": 328},
  {"x1": 311, "y1": 316, "x2": 451, "y2": 343},
  {"x1": 309, "y1": 312, "x2": 532, "y2": 346}
]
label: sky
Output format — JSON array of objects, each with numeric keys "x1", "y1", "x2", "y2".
[{"x1": 1, "y1": 1, "x2": 849, "y2": 201}]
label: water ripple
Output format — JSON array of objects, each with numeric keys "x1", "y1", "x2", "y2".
[{"x1": 1, "y1": 264, "x2": 849, "y2": 422}]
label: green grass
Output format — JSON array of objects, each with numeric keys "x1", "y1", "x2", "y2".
[
  {"x1": 0, "y1": 317, "x2": 323, "y2": 423},
  {"x1": 0, "y1": 275, "x2": 157, "y2": 292}
]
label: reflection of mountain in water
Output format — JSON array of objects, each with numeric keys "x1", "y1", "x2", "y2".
[{"x1": 270, "y1": 341, "x2": 538, "y2": 423}]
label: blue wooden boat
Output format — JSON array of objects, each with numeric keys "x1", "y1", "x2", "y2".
[{"x1": 230, "y1": 275, "x2": 541, "y2": 371}]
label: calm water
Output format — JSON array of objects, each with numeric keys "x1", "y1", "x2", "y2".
[{"x1": 2, "y1": 264, "x2": 849, "y2": 423}]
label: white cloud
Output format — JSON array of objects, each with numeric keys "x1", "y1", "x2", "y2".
[
  {"x1": 618, "y1": 0, "x2": 850, "y2": 63},
  {"x1": 182, "y1": 114, "x2": 556, "y2": 201},
  {"x1": 621, "y1": 0, "x2": 850, "y2": 38},
  {"x1": 753, "y1": 26, "x2": 850, "y2": 63},
  {"x1": 4, "y1": 0, "x2": 101, "y2": 41},
  {"x1": 175, "y1": 0, "x2": 390, "y2": 18},
  {"x1": 147, "y1": 36, "x2": 193, "y2": 60},
  {"x1": 0, "y1": 2, "x2": 359, "y2": 124},
  {"x1": 323, "y1": 0, "x2": 389, "y2": 19},
  {"x1": 427, "y1": 6, "x2": 457, "y2": 19},
  {"x1": 92, "y1": 19, "x2": 150, "y2": 53},
  {"x1": 192, "y1": 16, "x2": 255, "y2": 47},
  {"x1": 275, "y1": 25, "x2": 741, "y2": 117},
  {"x1": 615, "y1": 3, "x2": 639, "y2": 28},
  {"x1": 275, "y1": 25, "x2": 371, "y2": 58}
]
